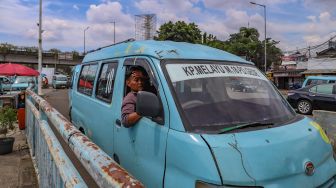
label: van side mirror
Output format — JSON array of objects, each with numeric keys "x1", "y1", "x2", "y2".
[{"x1": 136, "y1": 91, "x2": 160, "y2": 118}]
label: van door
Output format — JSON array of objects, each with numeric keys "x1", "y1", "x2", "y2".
[
  {"x1": 113, "y1": 57, "x2": 169, "y2": 188},
  {"x1": 312, "y1": 84, "x2": 336, "y2": 111}
]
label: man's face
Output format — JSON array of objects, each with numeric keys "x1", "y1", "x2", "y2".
[{"x1": 126, "y1": 70, "x2": 144, "y2": 92}]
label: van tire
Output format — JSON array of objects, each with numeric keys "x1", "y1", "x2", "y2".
[{"x1": 297, "y1": 99, "x2": 312, "y2": 115}]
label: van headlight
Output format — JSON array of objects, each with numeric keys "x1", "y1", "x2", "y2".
[{"x1": 196, "y1": 181, "x2": 263, "y2": 188}]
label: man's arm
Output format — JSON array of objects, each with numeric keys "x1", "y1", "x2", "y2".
[
  {"x1": 121, "y1": 93, "x2": 142, "y2": 128},
  {"x1": 124, "y1": 112, "x2": 142, "y2": 127}
]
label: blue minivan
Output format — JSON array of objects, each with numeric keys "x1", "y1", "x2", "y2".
[
  {"x1": 52, "y1": 74, "x2": 68, "y2": 89},
  {"x1": 69, "y1": 40, "x2": 336, "y2": 188},
  {"x1": 1, "y1": 76, "x2": 36, "y2": 92},
  {"x1": 302, "y1": 76, "x2": 336, "y2": 88}
]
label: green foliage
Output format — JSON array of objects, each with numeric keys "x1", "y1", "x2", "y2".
[
  {"x1": 49, "y1": 48, "x2": 61, "y2": 54},
  {"x1": 212, "y1": 27, "x2": 281, "y2": 71},
  {"x1": 72, "y1": 50, "x2": 81, "y2": 60},
  {"x1": 155, "y1": 21, "x2": 282, "y2": 71},
  {"x1": 0, "y1": 107, "x2": 17, "y2": 137},
  {"x1": 155, "y1": 21, "x2": 202, "y2": 43},
  {"x1": 0, "y1": 43, "x2": 17, "y2": 51}
]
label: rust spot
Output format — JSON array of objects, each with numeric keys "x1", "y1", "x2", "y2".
[
  {"x1": 105, "y1": 156, "x2": 112, "y2": 161},
  {"x1": 87, "y1": 143, "x2": 99, "y2": 150},
  {"x1": 81, "y1": 136, "x2": 91, "y2": 143},
  {"x1": 57, "y1": 114, "x2": 69, "y2": 122},
  {"x1": 64, "y1": 122, "x2": 73, "y2": 131},
  {"x1": 44, "y1": 107, "x2": 53, "y2": 112},
  {"x1": 73, "y1": 178, "x2": 79, "y2": 184},
  {"x1": 101, "y1": 163, "x2": 144, "y2": 188}
]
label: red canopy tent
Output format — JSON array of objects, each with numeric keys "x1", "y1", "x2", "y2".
[{"x1": 0, "y1": 63, "x2": 39, "y2": 76}]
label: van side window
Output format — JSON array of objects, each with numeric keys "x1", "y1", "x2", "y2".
[
  {"x1": 316, "y1": 84, "x2": 333, "y2": 95},
  {"x1": 122, "y1": 58, "x2": 164, "y2": 124},
  {"x1": 78, "y1": 64, "x2": 98, "y2": 96},
  {"x1": 123, "y1": 58, "x2": 158, "y2": 96},
  {"x1": 95, "y1": 62, "x2": 117, "y2": 103},
  {"x1": 305, "y1": 79, "x2": 311, "y2": 86},
  {"x1": 309, "y1": 86, "x2": 317, "y2": 93},
  {"x1": 330, "y1": 80, "x2": 335, "y2": 83}
]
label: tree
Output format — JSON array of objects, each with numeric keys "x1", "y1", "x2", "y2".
[
  {"x1": 220, "y1": 27, "x2": 281, "y2": 71},
  {"x1": 155, "y1": 21, "x2": 202, "y2": 43},
  {"x1": 155, "y1": 21, "x2": 282, "y2": 71},
  {"x1": 0, "y1": 43, "x2": 17, "y2": 62},
  {"x1": 49, "y1": 48, "x2": 61, "y2": 54},
  {"x1": 72, "y1": 50, "x2": 81, "y2": 60}
]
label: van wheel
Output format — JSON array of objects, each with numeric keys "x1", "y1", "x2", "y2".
[{"x1": 297, "y1": 100, "x2": 312, "y2": 115}]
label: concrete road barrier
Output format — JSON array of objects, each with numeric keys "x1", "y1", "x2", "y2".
[{"x1": 313, "y1": 110, "x2": 336, "y2": 151}]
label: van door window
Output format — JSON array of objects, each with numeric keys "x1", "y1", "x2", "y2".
[
  {"x1": 316, "y1": 84, "x2": 333, "y2": 95},
  {"x1": 309, "y1": 86, "x2": 317, "y2": 93},
  {"x1": 78, "y1": 64, "x2": 98, "y2": 96},
  {"x1": 311, "y1": 79, "x2": 328, "y2": 85},
  {"x1": 95, "y1": 62, "x2": 118, "y2": 103},
  {"x1": 122, "y1": 58, "x2": 163, "y2": 127}
]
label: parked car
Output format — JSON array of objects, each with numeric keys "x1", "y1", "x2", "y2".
[
  {"x1": 230, "y1": 80, "x2": 258, "y2": 92},
  {"x1": 287, "y1": 83, "x2": 336, "y2": 114},
  {"x1": 301, "y1": 75, "x2": 336, "y2": 88},
  {"x1": 69, "y1": 40, "x2": 336, "y2": 188},
  {"x1": 52, "y1": 74, "x2": 68, "y2": 89}
]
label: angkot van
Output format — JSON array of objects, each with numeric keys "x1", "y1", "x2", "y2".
[
  {"x1": 69, "y1": 40, "x2": 336, "y2": 188},
  {"x1": 302, "y1": 75, "x2": 336, "y2": 88},
  {"x1": 52, "y1": 74, "x2": 68, "y2": 89}
]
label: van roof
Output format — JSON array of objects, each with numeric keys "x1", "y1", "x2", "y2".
[
  {"x1": 305, "y1": 75, "x2": 336, "y2": 80},
  {"x1": 83, "y1": 40, "x2": 253, "y2": 65}
]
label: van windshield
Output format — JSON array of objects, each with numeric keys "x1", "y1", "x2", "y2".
[{"x1": 163, "y1": 61, "x2": 296, "y2": 133}]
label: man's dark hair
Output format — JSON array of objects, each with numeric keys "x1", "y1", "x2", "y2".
[{"x1": 125, "y1": 66, "x2": 146, "y2": 80}]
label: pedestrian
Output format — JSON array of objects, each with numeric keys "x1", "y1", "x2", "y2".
[
  {"x1": 121, "y1": 66, "x2": 147, "y2": 127},
  {"x1": 42, "y1": 76, "x2": 48, "y2": 88}
]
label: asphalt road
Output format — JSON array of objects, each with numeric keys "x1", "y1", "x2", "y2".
[
  {"x1": 43, "y1": 88, "x2": 99, "y2": 188},
  {"x1": 44, "y1": 88, "x2": 70, "y2": 120}
]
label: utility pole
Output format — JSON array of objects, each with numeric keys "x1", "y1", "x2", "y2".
[
  {"x1": 250, "y1": 2, "x2": 267, "y2": 72},
  {"x1": 308, "y1": 46, "x2": 311, "y2": 59},
  {"x1": 38, "y1": 0, "x2": 43, "y2": 95},
  {"x1": 84, "y1": 26, "x2": 89, "y2": 54},
  {"x1": 110, "y1": 21, "x2": 116, "y2": 44}
]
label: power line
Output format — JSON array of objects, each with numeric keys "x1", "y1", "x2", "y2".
[{"x1": 284, "y1": 34, "x2": 336, "y2": 56}]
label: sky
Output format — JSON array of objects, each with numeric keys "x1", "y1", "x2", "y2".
[{"x1": 1, "y1": 0, "x2": 336, "y2": 53}]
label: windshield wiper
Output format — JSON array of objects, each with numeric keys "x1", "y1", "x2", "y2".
[{"x1": 218, "y1": 122, "x2": 274, "y2": 134}]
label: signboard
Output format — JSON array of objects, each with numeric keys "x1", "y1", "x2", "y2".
[
  {"x1": 166, "y1": 64, "x2": 268, "y2": 82},
  {"x1": 58, "y1": 53, "x2": 73, "y2": 60}
]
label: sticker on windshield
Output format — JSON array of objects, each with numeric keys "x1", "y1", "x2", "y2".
[{"x1": 166, "y1": 64, "x2": 267, "y2": 82}]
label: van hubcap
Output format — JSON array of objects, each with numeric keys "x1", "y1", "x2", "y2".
[{"x1": 298, "y1": 101, "x2": 310, "y2": 113}]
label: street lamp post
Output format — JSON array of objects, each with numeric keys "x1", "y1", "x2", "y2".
[
  {"x1": 110, "y1": 21, "x2": 116, "y2": 44},
  {"x1": 250, "y1": 1, "x2": 267, "y2": 72},
  {"x1": 84, "y1": 26, "x2": 90, "y2": 54},
  {"x1": 38, "y1": 0, "x2": 43, "y2": 95}
]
